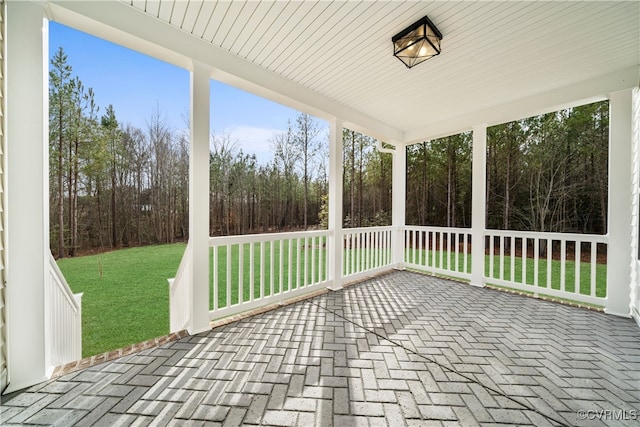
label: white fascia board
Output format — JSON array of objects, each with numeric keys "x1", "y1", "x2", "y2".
[
  {"x1": 47, "y1": 1, "x2": 403, "y2": 143},
  {"x1": 404, "y1": 66, "x2": 640, "y2": 144}
]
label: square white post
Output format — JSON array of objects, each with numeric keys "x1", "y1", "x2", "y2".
[
  {"x1": 189, "y1": 61, "x2": 211, "y2": 333},
  {"x1": 328, "y1": 119, "x2": 343, "y2": 290},
  {"x1": 471, "y1": 125, "x2": 487, "y2": 287},
  {"x1": 4, "y1": 1, "x2": 50, "y2": 393},
  {"x1": 391, "y1": 144, "x2": 406, "y2": 268},
  {"x1": 631, "y1": 88, "x2": 640, "y2": 323},
  {"x1": 606, "y1": 88, "x2": 635, "y2": 317}
]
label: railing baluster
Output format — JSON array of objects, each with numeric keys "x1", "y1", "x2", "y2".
[
  {"x1": 213, "y1": 245, "x2": 218, "y2": 311},
  {"x1": 321, "y1": 235, "x2": 325, "y2": 281},
  {"x1": 489, "y1": 234, "x2": 495, "y2": 279},
  {"x1": 260, "y1": 241, "x2": 265, "y2": 297},
  {"x1": 270, "y1": 240, "x2": 275, "y2": 295},
  {"x1": 288, "y1": 239, "x2": 293, "y2": 292},
  {"x1": 227, "y1": 244, "x2": 232, "y2": 307},
  {"x1": 431, "y1": 231, "x2": 436, "y2": 268},
  {"x1": 547, "y1": 238, "x2": 552, "y2": 288},
  {"x1": 296, "y1": 238, "x2": 301, "y2": 289},
  {"x1": 417, "y1": 230, "x2": 423, "y2": 266},
  {"x1": 499, "y1": 235, "x2": 504, "y2": 280},
  {"x1": 448, "y1": 232, "x2": 453, "y2": 271},
  {"x1": 463, "y1": 233, "x2": 469, "y2": 273},
  {"x1": 350, "y1": 232, "x2": 355, "y2": 275},
  {"x1": 410, "y1": 229, "x2": 415, "y2": 265},
  {"x1": 575, "y1": 240, "x2": 581, "y2": 295},
  {"x1": 312, "y1": 236, "x2": 316, "y2": 284},
  {"x1": 510, "y1": 236, "x2": 515, "y2": 282},
  {"x1": 303, "y1": 237, "x2": 308, "y2": 287},
  {"x1": 439, "y1": 232, "x2": 444, "y2": 270},
  {"x1": 560, "y1": 239, "x2": 566, "y2": 292},
  {"x1": 534, "y1": 238, "x2": 539, "y2": 287},
  {"x1": 238, "y1": 243, "x2": 244, "y2": 305},
  {"x1": 522, "y1": 238, "x2": 527, "y2": 284},
  {"x1": 590, "y1": 241, "x2": 597, "y2": 297},
  {"x1": 356, "y1": 232, "x2": 361, "y2": 273},
  {"x1": 454, "y1": 232, "x2": 459, "y2": 272},
  {"x1": 279, "y1": 239, "x2": 284, "y2": 294},
  {"x1": 249, "y1": 243, "x2": 255, "y2": 301}
]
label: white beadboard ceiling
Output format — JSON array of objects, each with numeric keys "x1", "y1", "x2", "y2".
[{"x1": 49, "y1": 1, "x2": 639, "y2": 143}]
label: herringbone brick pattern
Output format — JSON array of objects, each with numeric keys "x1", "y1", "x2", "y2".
[{"x1": 2, "y1": 271, "x2": 639, "y2": 426}]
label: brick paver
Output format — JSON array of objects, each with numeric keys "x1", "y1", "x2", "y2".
[{"x1": 2, "y1": 271, "x2": 640, "y2": 426}]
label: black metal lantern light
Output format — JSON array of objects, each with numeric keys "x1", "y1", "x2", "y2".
[{"x1": 392, "y1": 15, "x2": 443, "y2": 68}]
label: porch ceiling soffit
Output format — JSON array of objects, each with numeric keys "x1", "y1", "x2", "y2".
[
  {"x1": 45, "y1": 0, "x2": 404, "y2": 144},
  {"x1": 405, "y1": 65, "x2": 640, "y2": 144},
  {"x1": 45, "y1": 1, "x2": 639, "y2": 146}
]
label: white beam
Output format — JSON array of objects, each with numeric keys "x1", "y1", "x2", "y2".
[
  {"x1": 46, "y1": 1, "x2": 403, "y2": 144},
  {"x1": 471, "y1": 125, "x2": 487, "y2": 288},
  {"x1": 606, "y1": 88, "x2": 635, "y2": 317},
  {"x1": 189, "y1": 61, "x2": 211, "y2": 334},
  {"x1": 391, "y1": 145, "x2": 406, "y2": 268},
  {"x1": 405, "y1": 67, "x2": 640, "y2": 144},
  {"x1": 328, "y1": 119, "x2": 343, "y2": 291},
  {"x1": 4, "y1": 1, "x2": 50, "y2": 393}
]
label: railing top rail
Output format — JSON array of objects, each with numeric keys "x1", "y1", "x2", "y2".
[
  {"x1": 342, "y1": 226, "x2": 396, "y2": 234},
  {"x1": 210, "y1": 229, "x2": 331, "y2": 246},
  {"x1": 484, "y1": 229, "x2": 608, "y2": 243},
  {"x1": 49, "y1": 253, "x2": 81, "y2": 313},
  {"x1": 403, "y1": 225, "x2": 471, "y2": 234}
]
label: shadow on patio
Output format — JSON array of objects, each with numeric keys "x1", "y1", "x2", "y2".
[{"x1": 1, "y1": 271, "x2": 639, "y2": 426}]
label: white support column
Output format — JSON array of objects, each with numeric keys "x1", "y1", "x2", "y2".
[
  {"x1": 631, "y1": 88, "x2": 640, "y2": 324},
  {"x1": 328, "y1": 119, "x2": 343, "y2": 290},
  {"x1": 606, "y1": 88, "x2": 635, "y2": 317},
  {"x1": 471, "y1": 125, "x2": 487, "y2": 287},
  {"x1": 391, "y1": 144, "x2": 406, "y2": 268},
  {"x1": 4, "y1": 1, "x2": 50, "y2": 393},
  {"x1": 189, "y1": 61, "x2": 211, "y2": 333}
]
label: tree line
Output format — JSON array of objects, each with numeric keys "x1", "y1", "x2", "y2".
[
  {"x1": 49, "y1": 47, "x2": 608, "y2": 257},
  {"x1": 406, "y1": 101, "x2": 609, "y2": 234}
]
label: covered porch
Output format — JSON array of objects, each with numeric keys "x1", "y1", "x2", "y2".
[
  {"x1": 2, "y1": 271, "x2": 640, "y2": 426},
  {"x1": 2, "y1": 0, "x2": 639, "y2": 404}
]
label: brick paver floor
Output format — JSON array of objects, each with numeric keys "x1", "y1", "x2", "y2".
[{"x1": 2, "y1": 271, "x2": 640, "y2": 426}]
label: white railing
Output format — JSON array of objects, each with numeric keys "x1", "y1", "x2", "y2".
[
  {"x1": 404, "y1": 226, "x2": 472, "y2": 281},
  {"x1": 210, "y1": 230, "x2": 330, "y2": 319},
  {"x1": 483, "y1": 230, "x2": 608, "y2": 306},
  {"x1": 342, "y1": 226, "x2": 393, "y2": 280},
  {"x1": 48, "y1": 254, "x2": 82, "y2": 367},
  {"x1": 168, "y1": 242, "x2": 192, "y2": 333}
]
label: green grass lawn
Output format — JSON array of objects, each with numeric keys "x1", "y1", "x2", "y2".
[
  {"x1": 58, "y1": 241, "x2": 606, "y2": 358},
  {"x1": 57, "y1": 243, "x2": 185, "y2": 358},
  {"x1": 405, "y1": 248, "x2": 607, "y2": 298}
]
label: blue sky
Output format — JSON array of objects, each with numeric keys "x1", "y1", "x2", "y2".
[{"x1": 50, "y1": 22, "x2": 322, "y2": 164}]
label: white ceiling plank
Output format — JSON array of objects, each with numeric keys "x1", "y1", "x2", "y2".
[
  {"x1": 234, "y1": 1, "x2": 289, "y2": 60},
  {"x1": 219, "y1": 1, "x2": 265, "y2": 52},
  {"x1": 262, "y1": 1, "x2": 337, "y2": 72},
  {"x1": 211, "y1": 0, "x2": 250, "y2": 47},
  {"x1": 202, "y1": 1, "x2": 230, "y2": 42},
  {"x1": 157, "y1": 0, "x2": 173, "y2": 22},
  {"x1": 190, "y1": 0, "x2": 216, "y2": 37},
  {"x1": 170, "y1": 0, "x2": 191, "y2": 29},
  {"x1": 144, "y1": 0, "x2": 161, "y2": 17},
  {"x1": 250, "y1": 2, "x2": 313, "y2": 66}
]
